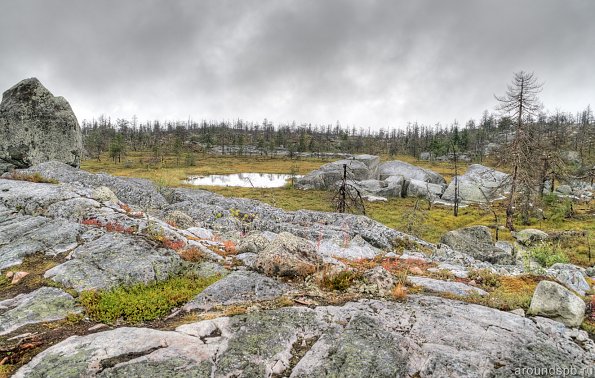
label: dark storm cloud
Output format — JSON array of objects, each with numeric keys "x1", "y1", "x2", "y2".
[{"x1": 1, "y1": 0, "x2": 594, "y2": 128}]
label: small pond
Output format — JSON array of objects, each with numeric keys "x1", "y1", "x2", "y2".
[{"x1": 185, "y1": 173, "x2": 302, "y2": 188}]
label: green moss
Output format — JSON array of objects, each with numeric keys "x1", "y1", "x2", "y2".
[{"x1": 79, "y1": 274, "x2": 220, "y2": 324}]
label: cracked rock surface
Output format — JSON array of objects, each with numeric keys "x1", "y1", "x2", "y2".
[{"x1": 14, "y1": 297, "x2": 595, "y2": 378}]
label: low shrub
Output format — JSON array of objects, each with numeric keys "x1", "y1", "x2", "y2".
[
  {"x1": 320, "y1": 270, "x2": 362, "y2": 292},
  {"x1": 530, "y1": 242, "x2": 570, "y2": 268},
  {"x1": 468, "y1": 269, "x2": 502, "y2": 289},
  {"x1": 79, "y1": 274, "x2": 220, "y2": 324}
]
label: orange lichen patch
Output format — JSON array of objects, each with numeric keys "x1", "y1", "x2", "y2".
[
  {"x1": 381, "y1": 257, "x2": 435, "y2": 274},
  {"x1": 118, "y1": 203, "x2": 132, "y2": 213},
  {"x1": 81, "y1": 218, "x2": 135, "y2": 234},
  {"x1": 223, "y1": 240, "x2": 237, "y2": 255},
  {"x1": 178, "y1": 247, "x2": 207, "y2": 262},
  {"x1": 162, "y1": 238, "x2": 186, "y2": 251}
]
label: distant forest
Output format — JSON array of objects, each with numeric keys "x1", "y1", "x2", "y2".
[{"x1": 81, "y1": 105, "x2": 595, "y2": 174}]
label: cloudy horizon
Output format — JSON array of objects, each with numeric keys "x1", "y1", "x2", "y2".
[{"x1": 1, "y1": 0, "x2": 594, "y2": 129}]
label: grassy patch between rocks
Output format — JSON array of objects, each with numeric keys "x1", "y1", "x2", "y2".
[
  {"x1": 3, "y1": 171, "x2": 59, "y2": 184},
  {"x1": 79, "y1": 274, "x2": 221, "y2": 324},
  {"x1": 449, "y1": 275, "x2": 543, "y2": 311}
]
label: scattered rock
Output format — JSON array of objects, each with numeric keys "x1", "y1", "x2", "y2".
[
  {"x1": 236, "y1": 231, "x2": 277, "y2": 254},
  {"x1": 317, "y1": 234, "x2": 381, "y2": 260},
  {"x1": 10, "y1": 271, "x2": 28, "y2": 284},
  {"x1": 0, "y1": 78, "x2": 83, "y2": 168},
  {"x1": 547, "y1": 263, "x2": 591, "y2": 296},
  {"x1": 527, "y1": 280, "x2": 586, "y2": 327},
  {"x1": 296, "y1": 155, "x2": 378, "y2": 190},
  {"x1": 441, "y1": 164, "x2": 509, "y2": 203},
  {"x1": 405, "y1": 178, "x2": 445, "y2": 199},
  {"x1": 514, "y1": 228, "x2": 549, "y2": 246},
  {"x1": 164, "y1": 210, "x2": 195, "y2": 229},
  {"x1": 0, "y1": 287, "x2": 80, "y2": 335},
  {"x1": 361, "y1": 266, "x2": 395, "y2": 296},
  {"x1": 91, "y1": 186, "x2": 119, "y2": 203},
  {"x1": 183, "y1": 271, "x2": 288, "y2": 311},
  {"x1": 509, "y1": 308, "x2": 525, "y2": 317},
  {"x1": 254, "y1": 232, "x2": 323, "y2": 278},
  {"x1": 440, "y1": 225, "x2": 514, "y2": 264},
  {"x1": 407, "y1": 276, "x2": 488, "y2": 297}
]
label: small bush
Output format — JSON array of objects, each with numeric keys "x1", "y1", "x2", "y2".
[
  {"x1": 468, "y1": 269, "x2": 502, "y2": 289},
  {"x1": 320, "y1": 270, "x2": 362, "y2": 292},
  {"x1": 179, "y1": 246, "x2": 206, "y2": 262},
  {"x1": 391, "y1": 283, "x2": 408, "y2": 301},
  {"x1": 530, "y1": 242, "x2": 570, "y2": 268},
  {"x1": 79, "y1": 274, "x2": 220, "y2": 324}
]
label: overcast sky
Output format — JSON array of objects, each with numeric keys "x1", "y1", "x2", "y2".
[{"x1": 1, "y1": 0, "x2": 594, "y2": 129}]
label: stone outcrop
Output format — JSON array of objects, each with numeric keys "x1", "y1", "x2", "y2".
[
  {"x1": 528, "y1": 281, "x2": 586, "y2": 327},
  {"x1": 0, "y1": 287, "x2": 80, "y2": 335},
  {"x1": 0, "y1": 78, "x2": 83, "y2": 170},
  {"x1": 14, "y1": 297, "x2": 595, "y2": 377},
  {"x1": 183, "y1": 270, "x2": 288, "y2": 311},
  {"x1": 440, "y1": 225, "x2": 514, "y2": 265},
  {"x1": 441, "y1": 164, "x2": 509, "y2": 203},
  {"x1": 44, "y1": 233, "x2": 184, "y2": 292}
]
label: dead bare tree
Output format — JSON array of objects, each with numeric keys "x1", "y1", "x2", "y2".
[
  {"x1": 333, "y1": 164, "x2": 366, "y2": 215},
  {"x1": 495, "y1": 71, "x2": 543, "y2": 230}
]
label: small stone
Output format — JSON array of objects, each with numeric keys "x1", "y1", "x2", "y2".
[
  {"x1": 88, "y1": 324, "x2": 109, "y2": 332},
  {"x1": 11, "y1": 271, "x2": 29, "y2": 284},
  {"x1": 509, "y1": 308, "x2": 525, "y2": 317},
  {"x1": 409, "y1": 266, "x2": 424, "y2": 275}
]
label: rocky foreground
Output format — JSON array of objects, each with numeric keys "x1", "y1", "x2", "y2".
[{"x1": 0, "y1": 162, "x2": 594, "y2": 377}]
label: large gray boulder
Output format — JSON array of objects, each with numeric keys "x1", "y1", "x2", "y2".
[
  {"x1": 296, "y1": 155, "x2": 379, "y2": 190},
  {"x1": 405, "y1": 178, "x2": 445, "y2": 199},
  {"x1": 378, "y1": 160, "x2": 446, "y2": 185},
  {"x1": 14, "y1": 297, "x2": 595, "y2": 377},
  {"x1": 440, "y1": 225, "x2": 514, "y2": 264},
  {"x1": 0, "y1": 78, "x2": 82, "y2": 169},
  {"x1": 528, "y1": 281, "x2": 586, "y2": 327},
  {"x1": 441, "y1": 164, "x2": 510, "y2": 203},
  {"x1": 514, "y1": 228, "x2": 549, "y2": 246},
  {"x1": 547, "y1": 264, "x2": 592, "y2": 296}
]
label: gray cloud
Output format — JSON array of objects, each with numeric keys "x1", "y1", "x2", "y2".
[{"x1": 1, "y1": 0, "x2": 593, "y2": 128}]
